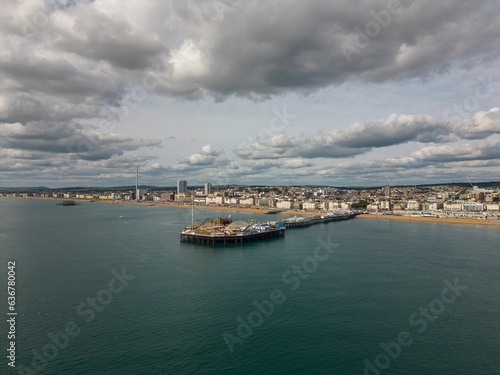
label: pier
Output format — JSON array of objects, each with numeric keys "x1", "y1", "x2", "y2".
[
  {"x1": 180, "y1": 227, "x2": 285, "y2": 244},
  {"x1": 281, "y1": 212, "x2": 358, "y2": 228},
  {"x1": 180, "y1": 211, "x2": 358, "y2": 245}
]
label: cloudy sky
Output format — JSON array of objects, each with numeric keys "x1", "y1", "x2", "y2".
[{"x1": 1, "y1": 0, "x2": 499, "y2": 188}]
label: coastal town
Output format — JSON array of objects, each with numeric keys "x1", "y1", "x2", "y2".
[{"x1": 2, "y1": 180, "x2": 500, "y2": 222}]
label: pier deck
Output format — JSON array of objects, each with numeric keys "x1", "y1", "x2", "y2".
[
  {"x1": 282, "y1": 213, "x2": 357, "y2": 228},
  {"x1": 180, "y1": 227, "x2": 285, "y2": 244},
  {"x1": 180, "y1": 212, "x2": 358, "y2": 245}
]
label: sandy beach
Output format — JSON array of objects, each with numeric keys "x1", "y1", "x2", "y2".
[{"x1": 357, "y1": 213, "x2": 500, "y2": 227}]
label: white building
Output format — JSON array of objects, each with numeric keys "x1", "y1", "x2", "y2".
[
  {"x1": 380, "y1": 201, "x2": 392, "y2": 211},
  {"x1": 136, "y1": 189, "x2": 144, "y2": 201},
  {"x1": 341, "y1": 202, "x2": 352, "y2": 210},
  {"x1": 239, "y1": 197, "x2": 255, "y2": 206},
  {"x1": 428, "y1": 202, "x2": 442, "y2": 211},
  {"x1": 204, "y1": 183, "x2": 212, "y2": 195},
  {"x1": 329, "y1": 202, "x2": 341, "y2": 210},
  {"x1": 226, "y1": 198, "x2": 239, "y2": 205},
  {"x1": 407, "y1": 200, "x2": 421, "y2": 211},
  {"x1": 486, "y1": 204, "x2": 500, "y2": 212},
  {"x1": 205, "y1": 196, "x2": 216, "y2": 205},
  {"x1": 463, "y1": 202, "x2": 484, "y2": 212},
  {"x1": 276, "y1": 201, "x2": 293, "y2": 210},
  {"x1": 444, "y1": 202, "x2": 463, "y2": 211},
  {"x1": 302, "y1": 202, "x2": 318, "y2": 211}
]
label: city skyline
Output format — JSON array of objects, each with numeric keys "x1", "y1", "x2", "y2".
[{"x1": 1, "y1": 1, "x2": 500, "y2": 188}]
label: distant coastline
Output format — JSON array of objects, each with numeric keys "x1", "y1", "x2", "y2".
[{"x1": 5, "y1": 196, "x2": 500, "y2": 226}]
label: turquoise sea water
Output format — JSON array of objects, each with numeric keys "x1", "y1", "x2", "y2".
[{"x1": 0, "y1": 198, "x2": 499, "y2": 374}]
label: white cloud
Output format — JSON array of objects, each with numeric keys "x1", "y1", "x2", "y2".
[{"x1": 455, "y1": 108, "x2": 500, "y2": 140}]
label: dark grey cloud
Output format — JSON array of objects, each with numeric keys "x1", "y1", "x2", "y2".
[
  {"x1": 2, "y1": 0, "x2": 500, "y2": 103},
  {"x1": 161, "y1": 0, "x2": 500, "y2": 98},
  {"x1": 2, "y1": 0, "x2": 499, "y2": 126},
  {"x1": 0, "y1": 122, "x2": 160, "y2": 161}
]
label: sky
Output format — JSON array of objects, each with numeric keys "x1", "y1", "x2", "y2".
[{"x1": 1, "y1": 0, "x2": 500, "y2": 188}]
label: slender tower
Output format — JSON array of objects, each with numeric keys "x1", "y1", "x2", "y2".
[{"x1": 136, "y1": 166, "x2": 139, "y2": 201}]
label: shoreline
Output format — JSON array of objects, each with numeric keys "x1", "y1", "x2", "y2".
[
  {"x1": 357, "y1": 213, "x2": 500, "y2": 227},
  {"x1": 4, "y1": 197, "x2": 500, "y2": 226},
  {"x1": 4, "y1": 196, "x2": 317, "y2": 217},
  {"x1": 98, "y1": 199, "x2": 320, "y2": 217}
]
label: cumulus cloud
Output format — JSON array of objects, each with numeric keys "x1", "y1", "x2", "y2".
[
  {"x1": 176, "y1": 144, "x2": 229, "y2": 168},
  {"x1": 235, "y1": 114, "x2": 456, "y2": 159},
  {"x1": 455, "y1": 108, "x2": 500, "y2": 140},
  {"x1": 318, "y1": 140, "x2": 500, "y2": 181}
]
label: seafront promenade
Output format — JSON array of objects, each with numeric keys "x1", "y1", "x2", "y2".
[
  {"x1": 7, "y1": 197, "x2": 500, "y2": 227},
  {"x1": 357, "y1": 214, "x2": 500, "y2": 226}
]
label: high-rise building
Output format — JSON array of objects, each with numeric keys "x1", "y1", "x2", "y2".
[
  {"x1": 204, "y1": 183, "x2": 212, "y2": 195},
  {"x1": 177, "y1": 180, "x2": 187, "y2": 194},
  {"x1": 383, "y1": 185, "x2": 391, "y2": 197},
  {"x1": 136, "y1": 166, "x2": 140, "y2": 201}
]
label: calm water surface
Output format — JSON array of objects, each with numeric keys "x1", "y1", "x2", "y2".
[{"x1": 0, "y1": 198, "x2": 499, "y2": 374}]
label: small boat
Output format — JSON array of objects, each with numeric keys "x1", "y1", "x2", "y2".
[{"x1": 119, "y1": 216, "x2": 126, "y2": 219}]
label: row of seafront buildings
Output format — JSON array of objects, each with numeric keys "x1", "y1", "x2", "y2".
[
  {"x1": 171, "y1": 181, "x2": 353, "y2": 211},
  {"x1": 366, "y1": 186, "x2": 500, "y2": 218},
  {"x1": 2, "y1": 182, "x2": 499, "y2": 218}
]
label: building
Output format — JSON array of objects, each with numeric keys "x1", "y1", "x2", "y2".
[
  {"x1": 177, "y1": 180, "x2": 187, "y2": 194},
  {"x1": 160, "y1": 193, "x2": 176, "y2": 201},
  {"x1": 383, "y1": 185, "x2": 391, "y2": 197},
  {"x1": 407, "y1": 200, "x2": 421, "y2": 211},
  {"x1": 276, "y1": 201, "x2": 293, "y2": 210},
  {"x1": 341, "y1": 202, "x2": 352, "y2": 210},
  {"x1": 204, "y1": 183, "x2": 212, "y2": 195},
  {"x1": 463, "y1": 202, "x2": 484, "y2": 212},
  {"x1": 380, "y1": 200, "x2": 393, "y2": 211},
  {"x1": 239, "y1": 197, "x2": 255, "y2": 206},
  {"x1": 302, "y1": 202, "x2": 318, "y2": 211},
  {"x1": 226, "y1": 197, "x2": 239, "y2": 205},
  {"x1": 135, "y1": 189, "x2": 144, "y2": 201},
  {"x1": 486, "y1": 204, "x2": 500, "y2": 212}
]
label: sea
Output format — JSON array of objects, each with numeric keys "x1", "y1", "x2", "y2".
[{"x1": 0, "y1": 197, "x2": 499, "y2": 375}]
